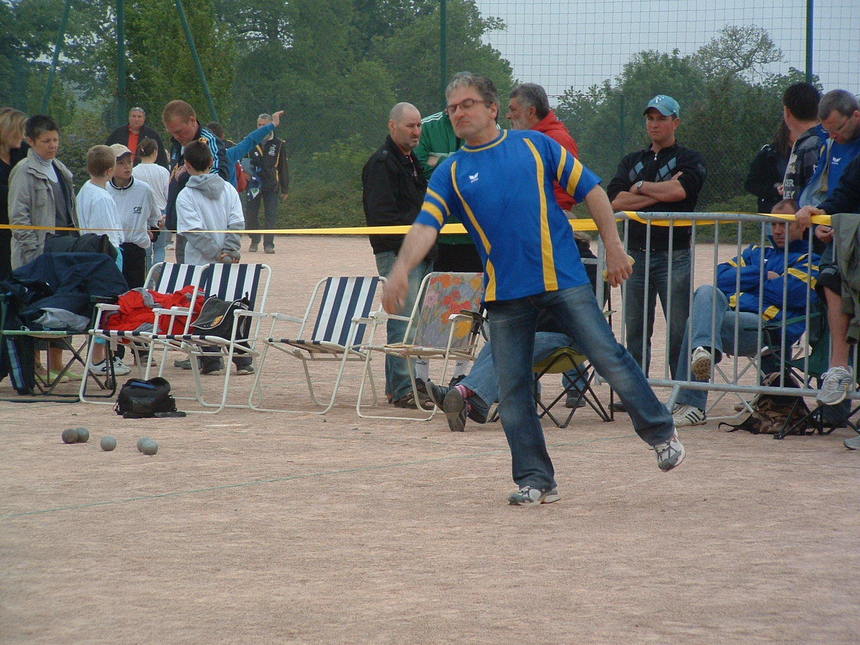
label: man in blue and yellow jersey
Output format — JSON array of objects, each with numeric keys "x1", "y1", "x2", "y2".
[{"x1": 382, "y1": 73, "x2": 685, "y2": 506}]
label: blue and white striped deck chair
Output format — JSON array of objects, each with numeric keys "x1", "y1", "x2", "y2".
[
  {"x1": 149, "y1": 262, "x2": 271, "y2": 413},
  {"x1": 79, "y1": 262, "x2": 211, "y2": 404},
  {"x1": 250, "y1": 275, "x2": 383, "y2": 414}
]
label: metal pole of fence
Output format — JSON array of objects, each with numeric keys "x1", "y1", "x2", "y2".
[
  {"x1": 116, "y1": 0, "x2": 127, "y2": 126},
  {"x1": 439, "y1": 0, "x2": 448, "y2": 109},
  {"x1": 174, "y1": 0, "x2": 219, "y2": 122},
  {"x1": 805, "y1": 0, "x2": 814, "y2": 83},
  {"x1": 41, "y1": 0, "x2": 71, "y2": 113}
]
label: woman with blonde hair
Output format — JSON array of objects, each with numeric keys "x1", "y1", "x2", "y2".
[{"x1": 0, "y1": 107, "x2": 28, "y2": 279}]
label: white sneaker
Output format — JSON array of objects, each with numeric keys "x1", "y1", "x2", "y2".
[
  {"x1": 653, "y1": 429, "x2": 686, "y2": 472},
  {"x1": 89, "y1": 358, "x2": 131, "y2": 377},
  {"x1": 690, "y1": 346, "x2": 713, "y2": 381},
  {"x1": 672, "y1": 404, "x2": 706, "y2": 427},
  {"x1": 817, "y1": 366, "x2": 855, "y2": 405}
]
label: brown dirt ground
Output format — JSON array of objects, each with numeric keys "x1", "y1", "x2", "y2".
[{"x1": 1, "y1": 236, "x2": 858, "y2": 644}]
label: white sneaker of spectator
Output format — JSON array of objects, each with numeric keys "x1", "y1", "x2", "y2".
[{"x1": 89, "y1": 357, "x2": 131, "y2": 376}]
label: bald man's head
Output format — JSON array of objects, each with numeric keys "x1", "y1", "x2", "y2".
[{"x1": 388, "y1": 102, "x2": 422, "y2": 154}]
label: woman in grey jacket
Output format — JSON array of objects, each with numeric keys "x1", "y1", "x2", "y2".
[{"x1": 8, "y1": 115, "x2": 78, "y2": 270}]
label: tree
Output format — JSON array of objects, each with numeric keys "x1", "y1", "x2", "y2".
[{"x1": 556, "y1": 27, "x2": 788, "y2": 211}]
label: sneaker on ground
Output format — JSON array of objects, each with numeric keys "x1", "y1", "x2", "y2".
[
  {"x1": 610, "y1": 401, "x2": 627, "y2": 413},
  {"x1": 690, "y1": 346, "x2": 713, "y2": 381},
  {"x1": 565, "y1": 393, "x2": 586, "y2": 409},
  {"x1": 174, "y1": 358, "x2": 192, "y2": 370},
  {"x1": 652, "y1": 429, "x2": 686, "y2": 472},
  {"x1": 112, "y1": 357, "x2": 131, "y2": 376},
  {"x1": 508, "y1": 485, "x2": 560, "y2": 505},
  {"x1": 200, "y1": 360, "x2": 224, "y2": 375},
  {"x1": 89, "y1": 359, "x2": 130, "y2": 377},
  {"x1": 817, "y1": 366, "x2": 855, "y2": 406},
  {"x1": 235, "y1": 364, "x2": 255, "y2": 376},
  {"x1": 442, "y1": 387, "x2": 468, "y2": 432},
  {"x1": 416, "y1": 378, "x2": 450, "y2": 408},
  {"x1": 672, "y1": 404, "x2": 706, "y2": 427},
  {"x1": 264, "y1": 247, "x2": 275, "y2": 254},
  {"x1": 844, "y1": 434, "x2": 860, "y2": 450}
]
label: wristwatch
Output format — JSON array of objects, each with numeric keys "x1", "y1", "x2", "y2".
[{"x1": 635, "y1": 180, "x2": 644, "y2": 192}]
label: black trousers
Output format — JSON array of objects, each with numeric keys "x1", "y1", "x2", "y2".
[
  {"x1": 120, "y1": 243, "x2": 147, "y2": 289},
  {"x1": 245, "y1": 190, "x2": 280, "y2": 249}
]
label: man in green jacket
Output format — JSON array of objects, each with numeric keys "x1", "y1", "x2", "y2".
[{"x1": 414, "y1": 101, "x2": 483, "y2": 273}]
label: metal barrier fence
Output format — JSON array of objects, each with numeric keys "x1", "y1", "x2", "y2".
[{"x1": 602, "y1": 211, "x2": 855, "y2": 419}]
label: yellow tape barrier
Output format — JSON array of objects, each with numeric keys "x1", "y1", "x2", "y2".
[{"x1": 0, "y1": 213, "x2": 832, "y2": 235}]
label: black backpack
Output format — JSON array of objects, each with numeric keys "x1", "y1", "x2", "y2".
[{"x1": 115, "y1": 377, "x2": 182, "y2": 418}]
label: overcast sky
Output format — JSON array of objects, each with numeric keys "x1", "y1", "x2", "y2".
[{"x1": 473, "y1": 0, "x2": 859, "y2": 99}]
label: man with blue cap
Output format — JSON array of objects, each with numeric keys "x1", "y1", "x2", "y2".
[{"x1": 606, "y1": 95, "x2": 707, "y2": 410}]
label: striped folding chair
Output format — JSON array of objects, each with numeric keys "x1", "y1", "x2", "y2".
[
  {"x1": 249, "y1": 275, "x2": 383, "y2": 414},
  {"x1": 79, "y1": 262, "x2": 211, "y2": 404},
  {"x1": 147, "y1": 262, "x2": 271, "y2": 413}
]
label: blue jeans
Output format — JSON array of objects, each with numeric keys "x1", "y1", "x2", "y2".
[
  {"x1": 151, "y1": 229, "x2": 171, "y2": 266},
  {"x1": 625, "y1": 248, "x2": 691, "y2": 378},
  {"x1": 486, "y1": 284, "x2": 674, "y2": 490},
  {"x1": 462, "y1": 332, "x2": 582, "y2": 420},
  {"x1": 375, "y1": 251, "x2": 432, "y2": 401},
  {"x1": 674, "y1": 285, "x2": 779, "y2": 410}
]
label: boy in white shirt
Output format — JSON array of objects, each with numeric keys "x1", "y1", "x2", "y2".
[
  {"x1": 107, "y1": 143, "x2": 161, "y2": 288},
  {"x1": 75, "y1": 145, "x2": 130, "y2": 376},
  {"x1": 176, "y1": 138, "x2": 250, "y2": 374}
]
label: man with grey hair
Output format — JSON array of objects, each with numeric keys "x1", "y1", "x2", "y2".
[
  {"x1": 362, "y1": 102, "x2": 434, "y2": 408},
  {"x1": 794, "y1": 89, "x2": 860, "y2": 409},
  {"x1": 383, "y1": 74, "x2": 684, "y2": 505},
  {"x1": 247, "y1": 111, "x2": 289, "y2": 253}
]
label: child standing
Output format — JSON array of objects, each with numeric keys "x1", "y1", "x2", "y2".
[
  {"x1": 76, "y1": 144, "x2": 130, "y2": 376},
  {"x1": 176, "y1": 138, "x2": 250, "y2": 375},
  {"x1": 107, "y1": 143, "x2": 160, "y2": 288},
  {"x1": 132, "y1": 137, "x2": 170, "y2": 265}
]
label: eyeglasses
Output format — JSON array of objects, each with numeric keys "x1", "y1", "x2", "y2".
[
  {"x1": 445, "y1": 98, "x2": 488, "y2": 116},
  {"x1": 825, "y1": 113, "x2": 857, "y2": 138}
]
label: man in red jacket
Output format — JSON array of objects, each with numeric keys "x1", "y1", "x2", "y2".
[{"x1": 507, "y1": 83, "x2": 580, "y2": 210}]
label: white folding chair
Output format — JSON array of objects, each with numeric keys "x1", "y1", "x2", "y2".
[
  {"x1": 147, "y1": 263, "x2": 271, "y2": 413},
  {"x1": 79, "y1": 262, "x2": 210, "y2": 404},
  {"x1": 250, "y1": 275, "x2": 383, "y2": 413}
]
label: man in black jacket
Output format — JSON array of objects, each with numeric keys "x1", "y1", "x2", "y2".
[
  {"x1": 247, "y1": 113, "x2": 289, "y2": 254},
  {"x1": 607, "y1": 95, "x2": 706, "y2": 392},
  {"x1": 105, "y1": 107, "x2": 168, "y2": 167},
  {"x1": 362, "y1": 102, "x2": 434, "y2": 408}
]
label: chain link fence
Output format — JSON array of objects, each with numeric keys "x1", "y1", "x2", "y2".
[{"x1": 474, "y1": 0, "x2": 859, "y2": 214}]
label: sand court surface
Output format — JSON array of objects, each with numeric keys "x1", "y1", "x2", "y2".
[{"x1": 1, "y1": 236, "x2": 858, "y2": 644}]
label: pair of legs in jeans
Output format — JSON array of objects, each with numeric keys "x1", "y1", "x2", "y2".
[
  {"x1": 625, "y1": 248, "x2": 691, "y2": 378},
  {"x1": 456, "y1": 332, "x2": 587, "y2": 424},
  {"x1": 374, "y1": 250, "x2": 432, "y2": 403},
  {"x1": 487, "y1": 284, "x2": 675, "y2": 491},
  {"x1": 673, "y1": 284, "x2": 781, "y2": 413}
]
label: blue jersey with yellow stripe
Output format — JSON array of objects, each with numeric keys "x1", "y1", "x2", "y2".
[{"x1": 415, "y1": 129, "x2": 600, "y2": 301}]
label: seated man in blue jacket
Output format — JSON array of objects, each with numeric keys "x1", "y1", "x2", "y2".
[{"x1": 672, "y1": 199, "x2": 820, "y2": 426}]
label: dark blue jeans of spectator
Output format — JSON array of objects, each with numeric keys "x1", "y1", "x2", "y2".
[
  {"x1": 674, "y1": 284, "x2": 781, "y2": 411},
  {"x1": 486, "y1": 284, "x2": 674, "y2": 490},
  {"x1": 625, "y1": 248, "x2": 691, "y2": 378},
  {"x1": 462, "y1": 332, "x2": 585, "y2": 421}
]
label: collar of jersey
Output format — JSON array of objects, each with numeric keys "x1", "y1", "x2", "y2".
[
  {"x1": 462, "y1": 129, "x2": 508, "y2": 152},
  {"x1": 110, "y1": 177, "x2": 135, "y2": 191}
]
